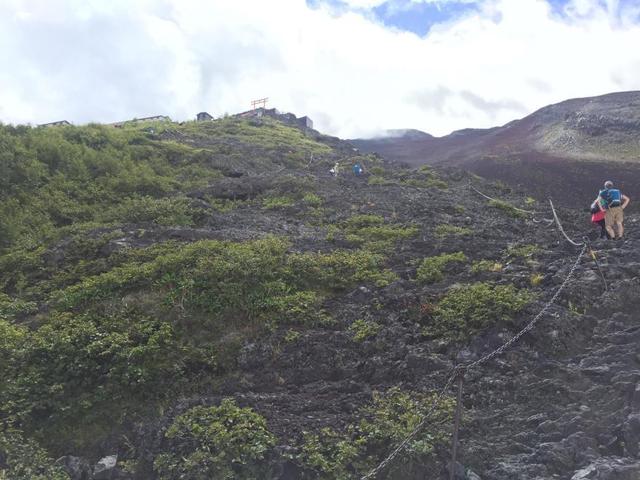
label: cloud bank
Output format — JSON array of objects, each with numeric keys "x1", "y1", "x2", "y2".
[{"x1": 1, "y1": 0, "x2": 640, "y2": 137}]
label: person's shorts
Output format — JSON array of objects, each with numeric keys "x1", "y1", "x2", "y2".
[{"x1": 605, "y1": 206, "x2": 623, "y2": 227}]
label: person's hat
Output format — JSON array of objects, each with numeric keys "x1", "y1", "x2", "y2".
[{"x1": 604, "y1": 180, "x2": 614, "y2": 188}]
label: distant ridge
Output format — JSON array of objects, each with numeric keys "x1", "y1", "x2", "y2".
[{"x1": 350, "y1": 91, "x2": 640, "y2": 206}]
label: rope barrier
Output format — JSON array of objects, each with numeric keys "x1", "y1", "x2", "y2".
[
  {"x1": 548, "y1": 199, "x2": 584, "y2": 247},
  {"x1": 360, "y1": 243, "x2": 587, "y2": 479},
  {"x1": 467, "y1": 183, "x2": 539, "y2": 215}
]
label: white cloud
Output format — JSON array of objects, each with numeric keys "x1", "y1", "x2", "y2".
[{"x1": 1, "y1": 0, "x2": 640, "y2": 137}]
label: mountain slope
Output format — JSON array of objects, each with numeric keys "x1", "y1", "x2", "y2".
[
  {"x1": 1, "y1": 117, "x2": 639, "y2": 480},
  {"x1": 351, "y1": 91, "x2": 640, "y2": 206}
]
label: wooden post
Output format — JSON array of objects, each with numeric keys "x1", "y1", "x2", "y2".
[{"x1": 449, "y1": 372, "x2": 464, "y2": 480}]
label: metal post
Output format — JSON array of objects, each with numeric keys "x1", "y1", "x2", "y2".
[
  {"x1": 585, "y1": 238, "x2": 608, "y2": 292},
  {"x1": 449, "y1": 371, "x2": 465, "y2": 480}
]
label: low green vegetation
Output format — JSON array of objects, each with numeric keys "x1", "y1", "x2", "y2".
[
  {"x1": 471, "y1": 259, "x2": 504, "y2": 273},
  {"x1": 434, "y1": 224, "x2": 472, "y2": 238},
  {"x1": 0, "y1": 428, "x2": 69, "y2": 480},
  {"x1": 349, "y1": 318, "x2": 382, "y2": 342},
  {"x1": 340, "y1": 214, "x2": 419, "y2": 252},
  {"x1": 416, "y1": 252, "x2": 467, "y2": 284},
  {"x1": 296, "y1": 387, "x2": 454, "y2": 479},
  {"x1": 303, "y1": 193, "x2": 323, "y2": 206},
  {"x1": 530, "y1": 273, "x2": 544, "y2": 286},
  {"x1": 488, "y1": 199, "x2": 527, "y2": 219},
  {"x1": 262, "y1": 195, "x2": 295, "y2": 210},
  {"x1": 507, "y1": 244, "x2": 540, "y2": 259},
  {"x1": 424, "y1": 282, "x2": 535, "y2": 340},
  {"x1": 0, "y1": 123, "x2": 223, "y2": 252},
  {"x1": 0, "y1": 236, "x2": 399, "y2": 454},
  {"x1": 154, "y1": 399, "x2": 275, "y2": 480}
]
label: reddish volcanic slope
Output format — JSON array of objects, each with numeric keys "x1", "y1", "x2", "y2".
[{"x1": 350, "y1": 91, "x2": 640, "y2": 207}]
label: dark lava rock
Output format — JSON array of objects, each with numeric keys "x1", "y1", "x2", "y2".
[{"x1": 55, "y1": 456, "x2": 92, "y2": 480}]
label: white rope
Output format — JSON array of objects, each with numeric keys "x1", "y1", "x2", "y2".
[{"x1": 548, "y1": 199, "x2": 585, "y2": 247}]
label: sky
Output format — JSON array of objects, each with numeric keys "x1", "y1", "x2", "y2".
[{"x1": 1, "y1": 0, "x2": 640, "y2": 138}]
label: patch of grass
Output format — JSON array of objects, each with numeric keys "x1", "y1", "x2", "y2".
[
  {"x1": 367, "y1": 175, "x2": 393, "y2": 186},
  {"x1": 507, "y1": 244, "x2": 539, "y2": 259},
  {"x1": 284, "y1": 329, "x2": 301, "y2": 343},
  {"x1": 342, "y1": 215, "x2": 419, "y2": 252},
  {"x1": 471, "y1": 260, "x2": 503, "y2": 273},
  {"x1": 425, "y1": 282, "x2": 535, "y2": 340},
  {"x1": 401, "y1": 178, "x2": 448, "y2": 189},
  {"x1": 262, "y1": 195, "x2": 295, "y2": 210},
  {"x1": 349, "y1": 319, "x2": 382, "y2": 342},
  {"x1": 530, "y1": 273, "x2": 544, "y2": 286},
  {"x1": 434, "y1": 224, "x2": 472, "y2": 238},
  {"x1": 416, "y1": 252, "x2": 467, "y2": 284},
  {"x1": 302, "y1": 193, "x2": 323, "y2": 206},
  {"x1": 488, "y1": 199, "x2": 527, "y2": 219}
]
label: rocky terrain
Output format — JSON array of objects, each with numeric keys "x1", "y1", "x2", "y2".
[
  {"x1": 1, "y1": 115, "x2": 639, "y2": 480},
  {"x1": 351, "y1": 91, "x2": 640, "y2": 206}
]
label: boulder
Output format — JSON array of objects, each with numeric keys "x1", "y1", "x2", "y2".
[{"x1": 93, "y1": 455, "x2": 118, "y2": 480}]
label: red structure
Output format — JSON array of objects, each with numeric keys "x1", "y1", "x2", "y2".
[{"x1": 251, "y1": 97, "x2": 268, "y2": 110}]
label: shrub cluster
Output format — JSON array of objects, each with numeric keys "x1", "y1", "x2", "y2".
[
  {"x1": 154, "y1": 399, "x2": 276, "y2": 480},
  {"x1": 296, "y1": 387, "x2": 454, "y2": 479},
  {"x1": 416, "y1": 252, "x2": 467, "y2": 284},
  {"x1": 425, "y1": 282, "x2": 535, "y2": 340}
]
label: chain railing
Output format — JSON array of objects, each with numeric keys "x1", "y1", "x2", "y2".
[{"x1": 360, "y1": 243, "x2": 588, "y2": 479}]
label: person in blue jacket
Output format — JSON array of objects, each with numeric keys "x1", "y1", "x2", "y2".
[
  {"x1": 352, "y1": 162, "x2": 363, "y2": 176},
  {"x1": 599, "y1": 180, "x2": 630, "y2": 240}
]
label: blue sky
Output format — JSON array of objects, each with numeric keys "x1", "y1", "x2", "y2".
[{"x1": 307, "y1": 0, "x2": 639, "y2": 36}]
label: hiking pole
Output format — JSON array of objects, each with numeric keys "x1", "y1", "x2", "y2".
[{"x1": 584, "y1": 237, "x2": 608, "y2": 292}]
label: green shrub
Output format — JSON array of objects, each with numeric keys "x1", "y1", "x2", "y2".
[
  {"x1": 289, "y1": 249, "x2": 398, "y2": 289},
  {"x1": 434, "y1": 224, "x2": 472, "y2": 238},
  {"x1": 530, "y1": 273, "x2": 544, "y2": 286},
  {"x1": 416, "y1": 252, "x2": 467, "y2": 284},
  {"x1": 99, "y1": 196, "x2": 203, "y2": 226},
  {"x1": 470, "y1": 260, "x2": 503, "y2": 273},
  {"x1": 367, "y1": 176, "x2": 391, "y2": 186},
  {"x1": 401, "y1": 178, "x2": 448, "y2": 189},
  {"x1": 154, "y1": 399, "x2": 276, "y2": 480},
  {"x1": 303, "y1": 193, "x2": 323, "y2": 206},
  {"x1": 507, "y1": 244, "x2": 539, "y2": 259},
  {"x1": 344, "y1": 215, "x2": 385, "y2": 228},
  {"x1": 296, "y1": 387, "x2": 454, "y2": 479},
  {"x1": 426, "y1": 282, "x2": 535, "y2": 340},
  {"x1": 298, "y1": 428, "x2": 359, "y2": 479},
  {"x1": 349, "y1": 319, "x2": 381, "y2": 342},
  {"x1": 488, "y1": 199, "x2": 526, "y2": 219},
  {"x1": 0, "y1": 428, "x2": 69, "y2": 480},
  {"x1": 342, "y1": 215, "x2": 418, "y2": 252},
  {"x1": 262, "y1": 195, "x2": 295, "y2": 210},
  {"x1": 1, "y1": 310, "x2": 185, "y2": 443}
]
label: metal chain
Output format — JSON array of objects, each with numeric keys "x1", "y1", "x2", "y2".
[
  {"x1": 360, "y1": 369, "x2": 460, "y2": 480},
  {"x1": 466, "y1": 243, "x2": 586, "y2": 369},
  {"x1": 360, "y1": 243, "x2": 587, "y2": 480}
]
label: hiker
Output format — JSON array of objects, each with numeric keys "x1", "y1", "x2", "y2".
[
  {"x1": 590, "y1": 197, "x2": 609, "y2": 239},
  {"x1": 598, "y1": 180, "x2": 630, "y2": 240},
  {"x1": 352, "y1": 162, "x2": 363, "y2": 176},
  {"x1": 329, "y1": 162, "x2": 340, "y2": 177}
]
